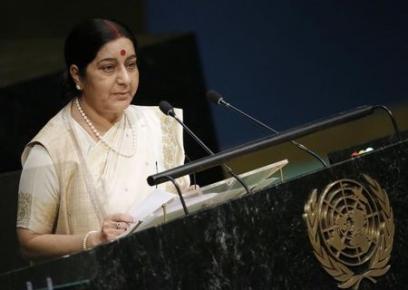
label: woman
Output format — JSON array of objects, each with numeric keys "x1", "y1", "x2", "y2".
[{"x1": 16, "y1": 18, "x2": 189, "y2": 259}]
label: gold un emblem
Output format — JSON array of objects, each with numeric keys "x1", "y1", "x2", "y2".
[{"x1": 303, "y1": 175, "x2": 394, "y2": 290}]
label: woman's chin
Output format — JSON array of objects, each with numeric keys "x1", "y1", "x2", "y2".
[{"x1": 113, "y1": 95, "x2": 133, "y2": 107}]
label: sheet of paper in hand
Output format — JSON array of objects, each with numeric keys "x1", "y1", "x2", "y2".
[{"x1": 120, "y1": 188, "x2": 176, "y2": 237}]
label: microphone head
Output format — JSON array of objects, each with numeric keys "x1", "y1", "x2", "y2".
[
  {"x1": 206, "y1": 90, "x2": 224, "y2": 105},
  {"x1": 159, "y1": 100, "x2": 176, "y2": 117}
]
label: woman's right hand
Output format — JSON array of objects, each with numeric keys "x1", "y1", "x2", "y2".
[{"x1": 88, "y1": 213, "x2": 135, "y2": 248}]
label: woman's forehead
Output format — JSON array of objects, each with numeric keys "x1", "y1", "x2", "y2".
[{"x1": 95, "y1": 37, "x2": 136, "y2": 60}]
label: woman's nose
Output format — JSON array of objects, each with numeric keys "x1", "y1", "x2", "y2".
[{"x1": 117, "y1": 65, "x2": 130, "y2": 85}]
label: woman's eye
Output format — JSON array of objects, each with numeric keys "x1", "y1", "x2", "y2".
[
  {"x1": 127, "y1": 62, "x2": 137, "y2": 70},
  {"x1": 101, "y1": 65, "x2": 115, "y2": 72}
]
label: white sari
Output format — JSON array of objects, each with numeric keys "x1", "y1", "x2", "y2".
[{"x1": 17, "y1": 102, "x2": 189, "y2": 234}]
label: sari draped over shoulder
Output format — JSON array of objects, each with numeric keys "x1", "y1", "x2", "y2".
[{"x1": 17, "y1": 101, "x2": 189, "y2": 235}]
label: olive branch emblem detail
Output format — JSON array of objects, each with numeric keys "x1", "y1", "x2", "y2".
[{"x1": 303, "y1": 175, "x2": 394, "y2": 290}]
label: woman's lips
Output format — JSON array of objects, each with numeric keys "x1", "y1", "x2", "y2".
[{"x1": 113, "y1": 92, "x2": 131, "y2": 99}]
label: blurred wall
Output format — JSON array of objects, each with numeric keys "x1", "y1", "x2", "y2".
[{"x1": 146, "y1": 0, "x2": 408, "y2": 151}]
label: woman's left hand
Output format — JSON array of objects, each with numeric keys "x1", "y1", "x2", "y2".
[{"x1": 89, "y1": 213, "x2": 135, "y2": 247}]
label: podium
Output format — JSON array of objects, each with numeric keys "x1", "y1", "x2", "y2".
[{"x1": 0, "y1": 107, "x2": 407, "y2": 290}]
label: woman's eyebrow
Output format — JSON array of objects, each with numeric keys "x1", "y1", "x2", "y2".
[
  {"x1": 97, "y1": 58, "x2": 117, "y2": 64},
  {"x1": 97, "y1": 55, "x2": 136, "y2": 64}
]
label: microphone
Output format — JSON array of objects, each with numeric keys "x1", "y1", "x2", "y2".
[
  {"x1": 159, "y1": 100, "x2": 176, "y2": 117},
  {"x1": 158, "y1": 100, "x2": 251, "y2": 194},
  {"x1": 207, "y1": 90, "x2": 328, "y2": 168}
]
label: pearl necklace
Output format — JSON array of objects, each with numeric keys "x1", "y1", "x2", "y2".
[{"x1": 75, "y1": 98, "x2": 136, "y2": 157}]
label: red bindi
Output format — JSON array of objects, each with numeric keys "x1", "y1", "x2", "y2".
[{"x1": 120, "y1": 49, "x2": 126, "y2": 56}]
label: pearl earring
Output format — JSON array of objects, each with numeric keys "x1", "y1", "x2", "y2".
[{"x1": 76, "y1": 84, "x2": 81, "y2": 90}]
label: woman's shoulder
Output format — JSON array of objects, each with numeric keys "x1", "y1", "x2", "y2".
[
  {"x1": 31, "y1": 105, "x2": 71, "y2": 144},
  {"x1": 24, "y1": 104, "x2": 72, "y2": 150},
  {"x1": 22, "y1": 104, "x2": 72, "y2": 164}
]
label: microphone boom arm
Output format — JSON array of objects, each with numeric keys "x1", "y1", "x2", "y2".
[
  {"x1": 219, "y1": 98, "x2": 329, "y2": 168},
  {"x1": 172, "y1": 115, "x2": 251, "y2": 194},
  {"x1": 148, "y1": 105, "x2": 377, "y2": 186}
]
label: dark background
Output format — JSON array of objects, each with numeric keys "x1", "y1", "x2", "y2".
[{"x1": 147, "y1": 0, "x2": 408, "y2": 148}]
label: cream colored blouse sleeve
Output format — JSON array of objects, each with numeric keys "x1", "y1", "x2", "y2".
[{"x1": 17, "y1": 145, "x2": 60, "y2": 234}]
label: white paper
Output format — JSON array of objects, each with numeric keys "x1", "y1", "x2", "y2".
[
  {"x1": 119, "y1": 188, "x2": 176, "y2": 237},
  {"x1": 127, "y1": 188, "x2": 176, "y2": 221}
]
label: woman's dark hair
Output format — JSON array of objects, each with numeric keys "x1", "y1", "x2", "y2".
[{"x1": 63, "y1": 18, "x2": 138, "y2": 98}]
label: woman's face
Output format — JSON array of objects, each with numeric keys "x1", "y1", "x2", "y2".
[{"x1": 77, "y1": 37, "x2": 139, "y2": 115}]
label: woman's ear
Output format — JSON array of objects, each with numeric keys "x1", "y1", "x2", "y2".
[{"x1": 69, "y1": 64, "x2": 83, "y2": 90}]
